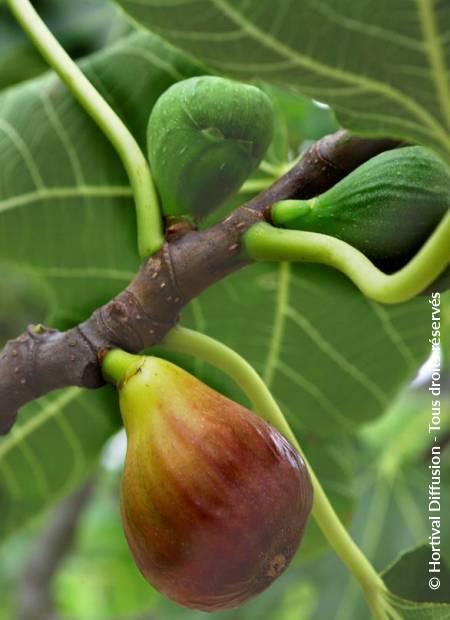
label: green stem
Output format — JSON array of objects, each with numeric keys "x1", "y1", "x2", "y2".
[
  {"x1": 239, "y1": 178, "x2": 276, "y2": 194},
  {"x1": 244, "y1": 212, "x2": 450, "y2": 304},
  {"x1": 259, "y1": 160, "x2": 281, "y2": 175},
  {"x1": 101, "y1": 349, "x2": 140, "y2": 385},
  {"x1": 240, "y1": 159, "x2": 298, "y2": 195},
  {"x1": 162, "y1": 325, "x2": 390, "y2": 619},
  {"x1": 7, "y1": 0, "x2": 164, "y2": 259}
]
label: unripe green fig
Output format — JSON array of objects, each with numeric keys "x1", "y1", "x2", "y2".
[
  {"x1": 272, "y1": 146, "x2": 450, "y2": 270},
  {"x1": 147, "y1": 76, "x2": 275, "y2": 219},
  {"x1": 116, "y1": 356, "x2": 312, "y2": 611}
]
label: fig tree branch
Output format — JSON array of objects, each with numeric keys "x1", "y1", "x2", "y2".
[{"x1": 0, "y1": 130, "x2": 399, "y2": 435}]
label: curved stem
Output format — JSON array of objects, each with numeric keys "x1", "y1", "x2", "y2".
[
  {"x1": 162, "y1": 325, "x2": 390, "y2": 619},
  {"x1": 7, "y1": 0, "x2": 164, "y2": 259},
  {"x1": 244, "y1": 211, "x2": 450, "y2": 304}
]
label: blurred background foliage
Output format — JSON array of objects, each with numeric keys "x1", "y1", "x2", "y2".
[{"x1": 0, "y1": 1, "x2": 449, "y2": 619}]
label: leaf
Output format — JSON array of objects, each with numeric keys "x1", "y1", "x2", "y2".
[
  {"x1": 114, "y1": 0, "x2": 450, "y2": 162},
  {"x1": 379, "y1": 395, "x2": 450, "y2": 618},
  {"x1": 0, "y1": 263, "x2": 49, "y2": 343},
  {"x1": 180, "y1": 261, "x2": 430, "y2": 438},
  {"x1": 262, "y1": 84, "x2": 339, "y2": 153},
  {"x1": 164, "y1": 262, "x2": 431, "y2": 561},
  {"x1": 383, "y1": 545, "x2": 450, "y2": 605},
  {"x1": 0, "y1": 0, "x2": 118, "y2": 90},
  {"x1": 0, "y1": 31, "x2": 204, "y2": 327},
  {"x1": 0, "y1": 386, "x2": 120, "y2": 541},
  {"x1": 54, "y1": 473, "x2": 161, "y2": 619},
  {"x1": 382, "y1": 545, "x2": 450, "y2": 618},
  {"x1": 386, "y1": 598, "x2": 450, "y2": 620},
  {"x1": 301, "y1": 389, "x2": 450, "y2": 620}
]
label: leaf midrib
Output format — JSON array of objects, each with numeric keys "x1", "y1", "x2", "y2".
[
  {"x1": 416, "y1": 0, "x2": 450, "y2": 130},
  {"x1": 209, "y1": 0, "x2": 450, "y2": 151},
  {"x1": 0, "y1": 388, "x2": 81, "y2": 460},
  {"x1": 263, "y1": 261, "x2": 289, "y2": 387},
  {"x1": 0, "y1": 185, "x2": 133, "y2": 214}
]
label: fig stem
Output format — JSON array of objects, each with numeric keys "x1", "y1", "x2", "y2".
[
  {"x1": 7, "y1": 0, "x2": 164, "y2": 259},
  {"x1": 101, "y1": 349, "x2": 140, "y2": 386},
  {"x1": 162, "y1": 326, "x2": 391, "y2": 619},
  {"x1": 243, "y1": 210, "x2": 450, "y2": 304}
]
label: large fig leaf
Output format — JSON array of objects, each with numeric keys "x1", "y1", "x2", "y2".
[
  {"x1": 0, "y1": 31, "x2": 203, "y2": 326},
  {"x1": 0, "y1": 0, "x2": 118, "y2": 90},
  {"x1": 0, "y1": 387, "x2": 120, "y2": 540},
  {"x1": 0, "y1": 31, "x2": 203, "y2": 539},
  {"x1": 296, "y1": 390, "x2": 450, "y2": 619},
  {"x1": 114, "y1": 0, "x2": 450, "y2": 163},
  {"x1": 181, "y1": 262, "x2": 430, "y2": 438},
  {"x1": 383, "y1": 545, "x2": 450, "y2": 606}
]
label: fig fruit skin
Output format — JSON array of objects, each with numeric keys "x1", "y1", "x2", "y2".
[
  {"x1": 147, "y1": 75, "x2": 275, "y2": 219},
  {"x1": 119, "y1": 356, "x2": 313, "y2": 612},
  {"x1": 271, "y1": 146, "x2": 450, "y2": 271}
]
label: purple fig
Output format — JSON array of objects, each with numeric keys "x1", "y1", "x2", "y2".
[{"x1": 118, "y1": 356, "x2": 313, "y2": 611}]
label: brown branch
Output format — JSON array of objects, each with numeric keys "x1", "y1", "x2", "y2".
[
  {"x1": 17, "y1": 480, "x2": 96, "y2": 620},
  {"x1": 0, "y1": 130, "x2": 399, "y2": 435}
]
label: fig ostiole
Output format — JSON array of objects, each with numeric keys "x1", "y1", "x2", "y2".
[
  {"x1": 147, "y1": 75, "x2": 275, "y2": 221},
  {"x1": 102, "y1": 351, "x2": 313, "y2": 611}
]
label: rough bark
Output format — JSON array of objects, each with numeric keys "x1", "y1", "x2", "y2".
[{"x1": 0, "y1": 130, "x2": 399, "y2": 434}]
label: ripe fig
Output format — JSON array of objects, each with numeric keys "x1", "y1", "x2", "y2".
[{"x1": 116, "y1": 355, "x2": 313, "y2": 611}]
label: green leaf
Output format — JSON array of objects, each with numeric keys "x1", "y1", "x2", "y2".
[
  {"x1": 263, "y1": 84, "x2": 339, "y2": 153},
  {"x1": 180, "y1": 262, "x2": 430, "y2": 438},
  {"x1": 383, "y1": 545, "x2": 450, "y2": 605},
  {"x1": 55, "y1": 473, "x2": 161, "y2": 619},
  {"x1": 382, "y1": 545, "x2": 450, "y2": 618},
  {"x1": 0, "y1": 0, "x2": 118, "y2": 90},
  {"x1": 0, "y1": 31, "x2": 203, "y2": 327},
  {"x1": 165, "y1": 262, "x2": 431, "y2": 562},
  {"x1": 114, "y1": 0, "x2": 450, "y2": 162},
  {"x1": 0, "y1": 263, "x2": 49, "y2": 343},
  {"x1": 387, "y1": 598, "x2": 450, "y2": 620},
  {"x1": 0, "y1": 386, "x2": 120, "y2": 541},
  {"x1": 304, "y1": 389, "x2": 450, "y2": 619}
]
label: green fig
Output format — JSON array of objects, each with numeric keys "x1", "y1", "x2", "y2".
[
  {"x1": 272, "y1": 146, "x2": 450, "y2": 271},
  {"x1": 147, "y1": 76, "x2": 275, "y2": 220},
  {"x1": 116, "y1": 355, "x2": 312, "y2": 611}
]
